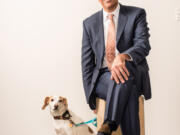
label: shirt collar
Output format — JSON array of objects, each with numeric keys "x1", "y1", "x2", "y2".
[{"x1": 103, "y1": 3, "x2": 120, "y2": 22}]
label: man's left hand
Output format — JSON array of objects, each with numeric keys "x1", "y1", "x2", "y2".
[{"x1": 110, "y1": 54, "x2": 131, "y2": 84}]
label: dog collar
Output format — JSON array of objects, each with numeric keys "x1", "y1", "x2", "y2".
[
  {"x1": 53, "y1": 110, "x2": 72, "y2": 120},
  {"x1": 53, "y1": 110, "x2": 76, "y2": 127}
]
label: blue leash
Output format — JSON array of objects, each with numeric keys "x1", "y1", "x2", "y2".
[{"x1": 74, "y1": 117, "x2": 97, "y2": 127}]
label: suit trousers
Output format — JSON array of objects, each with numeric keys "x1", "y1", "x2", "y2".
[{"x1": 94, "y1": 61, "x2": 140, "y2": 135}]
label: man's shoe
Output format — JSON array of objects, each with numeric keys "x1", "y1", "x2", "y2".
[{"x1": 97, "y1": 120, "x2": 118, "y2": 135}]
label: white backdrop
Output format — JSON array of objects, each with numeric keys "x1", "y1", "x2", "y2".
[{"x1": 0, "y1": 0, "x2": 180, "y2": 135}]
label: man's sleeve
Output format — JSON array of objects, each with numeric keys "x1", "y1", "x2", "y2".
[
  {"x1": 81, "y1": 20, "x2": 96, "y2": 105},
  {"x1": 121, "y1": 53, "x2": 133, "y2": 61},
  {"x1": 122, "y1": 8, "x2": 151, "y2": 66}
]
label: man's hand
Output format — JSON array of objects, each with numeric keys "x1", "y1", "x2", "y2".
[{"x1": 110, "y1": 53, "x2": 131, "y2": 84}]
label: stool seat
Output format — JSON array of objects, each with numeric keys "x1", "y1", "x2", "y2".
[{"x1": 96, "y1": 95, "x2": 145, "y2": 135}]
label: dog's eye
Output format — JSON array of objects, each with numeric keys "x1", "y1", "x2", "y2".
[
  {"x1": 51, "y1": 99, "x2": 54, "y2": 102},
  {"x1": 58, "y1": 100, "x2": 62, "y2": 102}
]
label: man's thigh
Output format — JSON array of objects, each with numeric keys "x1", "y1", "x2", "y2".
[{"x1": 94, "y1": 70, "x2": 111, "y2": 100}]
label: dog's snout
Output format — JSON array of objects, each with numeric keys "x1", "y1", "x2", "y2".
[{"x1": 54, "y1": 104, "x2": 58, "y2": 110}]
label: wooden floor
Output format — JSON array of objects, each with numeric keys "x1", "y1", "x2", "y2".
[{"x1": 96, "y1": 96, "x2": 145, "y2": 135}]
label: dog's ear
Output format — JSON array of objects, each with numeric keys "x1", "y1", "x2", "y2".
[
  {"x1": 59, "y1": 96, "x2": 68, "y2": 107},
  {"x1": 63, "y1": 97, "x2": 68, "y2": 107},
  {"x1": 42, "y1": 96, "x2": 50, "y2": 110}
]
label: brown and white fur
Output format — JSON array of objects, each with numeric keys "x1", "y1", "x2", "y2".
[{"x1": 42, "y1": 96, "x2": 96, "y2": 135}]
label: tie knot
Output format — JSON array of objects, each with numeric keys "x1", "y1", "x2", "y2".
[{"x1": 107, "y1": 14, "x2": 114, "y2": 20}]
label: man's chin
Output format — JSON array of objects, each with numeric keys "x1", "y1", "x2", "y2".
[
  {"x1": 103, "y1": 4, "x2": 112, "y2": 9},
  {"x1": 103, "y1": 2, "x2": 117, "y2": 11}
]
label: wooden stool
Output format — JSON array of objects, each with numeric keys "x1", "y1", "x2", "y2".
[{"x1": 96, "y1": 96, "x2": 145, "y2": 135}]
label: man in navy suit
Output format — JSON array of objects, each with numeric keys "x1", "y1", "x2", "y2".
[{"x1": 81, "y1": 0, "x2": 151, "y2": 135}]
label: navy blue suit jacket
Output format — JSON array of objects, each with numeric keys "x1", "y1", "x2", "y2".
[{"x1": 81, "y1": 3, "x2": 152, "y2": 110}]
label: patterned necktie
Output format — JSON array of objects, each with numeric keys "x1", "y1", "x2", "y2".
[{"x1": 105, "y1": 14, "x2": 116, "y2": 70}]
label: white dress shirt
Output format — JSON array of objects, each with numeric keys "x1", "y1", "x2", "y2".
[{"x1": 101, "y1": 4, "x2": 133, "y2": 68}]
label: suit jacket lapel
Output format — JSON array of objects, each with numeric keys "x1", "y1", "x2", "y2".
[
  {"x1": 116, "y1": 3, "x2": 127, "y2": 49},
  {"x1": 98, "y1": 9, "x2": 105, "y2": 63}
]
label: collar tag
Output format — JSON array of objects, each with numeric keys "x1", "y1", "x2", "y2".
[{"x1": 69, "y1": 123, "x2": 73, "y2": 127}]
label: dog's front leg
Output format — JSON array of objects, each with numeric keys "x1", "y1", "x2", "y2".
[{"x1": 55, "y1": 128, "x2": 68, "y2": 135}]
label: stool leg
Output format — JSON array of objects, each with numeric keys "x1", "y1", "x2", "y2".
[
  {"x1": 139, "y1": 96, "x2": 145, "y2": 135},
  {"x1": 96, "y1": 98, "x2": 106, "y2": 131}
]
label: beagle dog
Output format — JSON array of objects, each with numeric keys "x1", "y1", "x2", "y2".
[{"x1": 42, "y1": 96, "x2": 96, "y2": 135}]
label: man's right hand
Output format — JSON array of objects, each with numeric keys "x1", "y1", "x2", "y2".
[{"x1": 110, "y1": 53, "x2": 130, "y2": 84}]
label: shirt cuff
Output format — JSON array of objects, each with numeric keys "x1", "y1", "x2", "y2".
[{"x1": 121, "y1": 53, "x2": 133, "y2": 61}]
